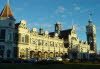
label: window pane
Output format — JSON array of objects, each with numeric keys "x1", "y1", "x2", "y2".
[{"x1": 0, "y1": 29, "x2": 5, "y2": 42}]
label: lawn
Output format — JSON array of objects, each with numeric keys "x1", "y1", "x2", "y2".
[{"x1": 0, "y1": 63, "x2": 100, "y2": 69}]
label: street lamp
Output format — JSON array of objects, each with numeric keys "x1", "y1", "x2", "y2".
[{"x1": 81, "y1": 48, "x2": 83, "y2": 60}]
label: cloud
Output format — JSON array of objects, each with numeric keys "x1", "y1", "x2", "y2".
[
  {"x1": 96, "y1": 26, "x2": 100, "y2": 30},
  {"x1": 55, "y1": 6, "x2": 65, "y2": 14},
  {"x1": 74, "y1": 6, "x2": 81, "y2": 11},
  {"x1": 79, "y1": 9, "x2": 90, "y2": 13},
  {"x1": 61, "y1": 15, "x2": 66, "y2": 18},
  {"x1": 73, "y1": 3, "x2": 81, "y2": 11}
]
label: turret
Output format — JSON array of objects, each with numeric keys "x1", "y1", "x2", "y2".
[
  {"x1": 55, "y1": 22, "x2": 62, "y2": 35},
  {"x1": 86, "y1": 14, "x2": 96, "y2": 53}
]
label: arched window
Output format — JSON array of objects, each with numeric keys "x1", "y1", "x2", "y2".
[
  {"x1": 8, "y1": 33, "x2": 12, "y2": 41},
  {"x1": 18, "y1": 33, "x2": 21, "y2": 42},
  {"x1": 20, "y1": 49, "x2": 25, "y2": 58},
  {"x1": 25, "y1": 35, "x2": 29, "y2": 43},
  {"x1": 38, "y1": 39, "x2": 43, "y2": 46}
]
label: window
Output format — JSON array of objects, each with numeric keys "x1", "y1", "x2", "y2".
[
  {"x1": 25, "y1": 35, "x2": 29, "y2": 43},
  {"x1": 59, "y1": 43, "x2": 62, "y2": 47},
  {"x1": 20, "y1": 49, "x2": 26, "y2": 58},
  {"x1": 55, "y1": 43, "x2": 57, "y2": 47},
  {"x1": 7, "y1": 50, "x2": 11, "y2": 58},
  {"x1": 38, "y1": 40, "x2": 43, "y2": 46},
  {"x1": 32, "y1": 39, "x2": 37, "y2": 45},
  {"x1": 13, "y1": 33, "x2": 18, "y2": 42},
  {"x1": 44, "y1": 41, "x2": 48, "y2": 46},
  {"x1": 9, "y1": 23, "x2": 12, "y2": 27},
  {"x1": 8, "y1": 33, "x2": 12, "y2": 41},
  {"x1": 50, "y1": 41, "x2": 54, "y2": 47},
  {"x1": 18, "y1": 33, "x2": 21, "y2": 42},
  {"x1": 22, "y1": 37, "x2": 25, "y2": 42},
  {"x1": 0, "y1": 29, "x2": 6, "y2": 42},
  {"x1": 0, "y1": 45, "x2": 4, "y2": 49},
  {"x1": 0, "y1": 45, "x2": 5, "y2": 58}
]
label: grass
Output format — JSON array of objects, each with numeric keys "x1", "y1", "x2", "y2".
[{"x1": 0, "y1": 63, "x2": 100, "y2": 69}]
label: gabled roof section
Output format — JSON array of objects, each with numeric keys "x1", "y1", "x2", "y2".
[
  {"x1": 0, "y1": 3, "x2": 14, "y2": 18},
  {"x1": 59, "y1": 29, "x2": 72, "y2": 39}
]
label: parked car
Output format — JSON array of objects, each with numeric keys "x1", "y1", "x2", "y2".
[
  {"x1": 47, "y1": 58, "x2": 54, "y2": 61},
  {"x1": 54, "y1": 57, "x2": 62, "y2": 61},
  {"x1": 28, "y1": 58, "x2": 38, "y2": 63},
  {"x1": 65, "y1": 58, "x2": 70, "y2": 61}
]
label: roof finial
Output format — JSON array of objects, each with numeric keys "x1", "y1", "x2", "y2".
[
  {"x1": 7, "y1": 0, "x2": 9, "y2": 17},
  {"x1": 7, "y1": 0, "x2": 10, "y2": 5},
  {"x1": 88, "y1": 13, "x2": 92, "y2": 23},
  {"x1": 71, "y1": 19, "x2": 74, "y2": 25}
]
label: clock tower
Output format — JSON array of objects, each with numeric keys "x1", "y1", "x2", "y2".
[{"x1": 86, "y1": 14, "x2": 96, "y2": 53}]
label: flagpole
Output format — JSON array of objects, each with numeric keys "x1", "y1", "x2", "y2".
[
  {"x1": 7, "y1": 0, "x2": 10, "y2": 17},
  {"x1": 89, "y1": 13, "x2": 92, "y2": 21}
]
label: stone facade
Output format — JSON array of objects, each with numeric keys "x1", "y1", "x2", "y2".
[
  {"x1": 16, "y1": 20, "x2": 67, "y2": 60},
  {"x1": 0, "y1": 3, "x2": 96, "y2": 60}
]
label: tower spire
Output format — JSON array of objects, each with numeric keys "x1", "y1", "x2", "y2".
[
  {"x1": 71, "y1": 19, "x2": 74, "y2": 26},
  {"x1": 0, "y1": 0, "x2": 14, "y2": 18},
  {"x1": 88, "y1": 13, "x2": 92, "y2": 23},
  {"x1": 7, "y1": 0, "x2": 10, "y2": 5}
]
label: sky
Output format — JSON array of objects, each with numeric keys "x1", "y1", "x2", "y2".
[{"x1": 0, "y1": 0, "x2": 100, "y2": 51}]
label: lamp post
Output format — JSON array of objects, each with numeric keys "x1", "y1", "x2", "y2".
[{"x1": 81, "y1": 48, "x2": 83, "y2": 60}]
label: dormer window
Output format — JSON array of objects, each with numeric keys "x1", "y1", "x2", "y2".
[{"x1": 9, "y1": 22, "x2": 12, "y2": 27}]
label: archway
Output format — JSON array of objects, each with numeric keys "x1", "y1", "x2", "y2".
[
  {"x1": 37, "y1": 51, "x2": 42, "y2": 59},
  {"x1": 44, "y1": 52, "x2": 48, "y2": 59},
  {"x1": 7, "y1": 49, "x2": 11, "y2": 58},
  {"x1": 20, "y1": 49, "x2": 26, "y2": 59},
  {"x1": 60, "y1": 53, "x2": 63, "y2": 56},
  {"x1": 72, "y1": 52, "x2": 77, "y2": 59},
  {"x1": 49, "y1": 52, "x2": 54, "y2": 58},
  {"x1": 30, "y1": 51, "x2": 35, "y2": 58},
  {"x1": 0, "y1": 45, "x2": 4, "y2": 58}
]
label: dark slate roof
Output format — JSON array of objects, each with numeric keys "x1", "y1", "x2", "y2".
[
  {"x1": 15, "y1": 23, "x2": 20, "y2": 29},
  {"x1": 49, "y1": 32, "x2": 55, "y2": 37},
  {"x1": 49, "y1": 29, "x2": 72, "y2": 39},
  {"x1": 59, "y1": 29, "x2": 72, "y2": 39}
]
